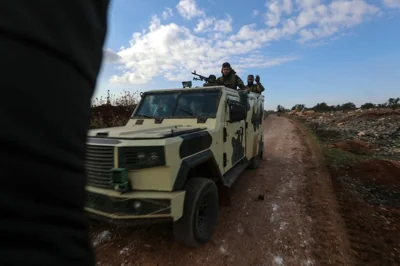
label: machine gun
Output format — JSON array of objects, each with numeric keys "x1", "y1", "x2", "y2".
[{"x1": 191, "y1": 70, "x2": 217, "y2": 86}]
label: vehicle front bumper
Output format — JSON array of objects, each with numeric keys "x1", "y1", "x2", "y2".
[{"x1": 85, "y1": 186, "x2": 186, "y2": 224}]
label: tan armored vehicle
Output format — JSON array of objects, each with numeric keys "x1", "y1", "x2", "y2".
[{"x1": 85, "y1": 85, "x2": 265, "y2": 247}]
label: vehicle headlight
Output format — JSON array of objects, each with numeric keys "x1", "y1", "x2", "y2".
[
  {"x1": 136, "y1": 152, "x2": 159, "y2": 162},
  {"x1": 118, "y1": 146, "x2": 166, "y2": 169}
]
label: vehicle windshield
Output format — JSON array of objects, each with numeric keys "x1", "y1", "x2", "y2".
[{"x1": 132, "y1": 89, "x2": 221, "y2": 119}]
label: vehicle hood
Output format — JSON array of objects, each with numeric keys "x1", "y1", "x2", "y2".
[{"x1": 88, "y1": 125, "x2": 206, "y2": 139}]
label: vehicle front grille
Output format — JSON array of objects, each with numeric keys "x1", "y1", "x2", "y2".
[{"x1": 85, "y1": 145, "x2": 115, "y2": 189}]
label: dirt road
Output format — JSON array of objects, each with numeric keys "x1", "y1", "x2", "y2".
[{"x1": 90, "y1": 115, "x2": 352, "y2": 266}]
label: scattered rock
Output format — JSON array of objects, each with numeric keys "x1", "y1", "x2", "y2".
[
  {"x1": 255, "y1": 194, "x2": 264, "y2": 201},
  {"x1": 92, "y1": 230, "x2": 112, "y2": 247},
  {"x1": 304, "y1": 109, "x2": 400, "y2": 158}
]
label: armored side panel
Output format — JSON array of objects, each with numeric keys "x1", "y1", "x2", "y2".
[
  {"x1": 244, "y1": 91, "x2": 264, "y2": 160},
  {"x1": 221, "y1": 89, "x2": 246, "y2": 174}
]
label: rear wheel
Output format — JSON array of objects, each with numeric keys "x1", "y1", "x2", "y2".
[{"x1": 173, "y1": 177, "x2": 219, "y2": 247}]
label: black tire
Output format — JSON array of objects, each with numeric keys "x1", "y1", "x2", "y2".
[{"x1": 173, "y1": 177, "x2": 219, "y2": 247}]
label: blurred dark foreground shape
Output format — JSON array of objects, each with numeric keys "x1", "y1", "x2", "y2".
[{"x1": 0, "y1": 1, "x2": 110, "y2": 265}]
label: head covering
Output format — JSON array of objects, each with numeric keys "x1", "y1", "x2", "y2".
[
  {"x1": 222, "y1": 62, "x2": 230, "y2": 68},
  {"x1": 247, "y1": 74, "x2": 254, "y2": 78}
]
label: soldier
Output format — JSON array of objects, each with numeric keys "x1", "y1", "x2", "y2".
[
  {"x1": 216, "y1": 62, "x2": 246, "y2": 90},
  {"x1": 246, "y1": 74, "x2": 265, "y2": 94}
]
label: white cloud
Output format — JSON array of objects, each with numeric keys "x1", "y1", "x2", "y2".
[
  {"x1": 176, "y1": 0, "x2": 205, "y2": 20},
  {"x1": 107, "y1": 0, "x2": 390, "y2": 85},
  {"x1": 194, "y1": 17, "x2": 215, "y2": 32},
  {"x1": 162, "y1": 7, "x2": 173, "y2": 20},
  {"x1": 261, "y1": 0, "x2": 380, "y2": 43},
  {"x1": 296, "y1": 0, "x2": 380, "y2": 42},
  {"x1": 108, "y1": 12, "x2": 297, "y2": 85},
  {"x1": 383, "y1": 0, "x2": 400, "y2": 8},
  {"x1": 194, "y1": 14, "x2": 233, "y2": 33},
  {"x1": 214, "y1": 15, "x2": 233, "y2": 33},
  {"x1": 265, "y1": 0, "x2": 294, "y2": 27},
  {"x1": 252, "y1": 10, "x2": 260, "y2": 17},
  {"x1": 294, "y1": 0, "x2": 321, "y2": 10}
]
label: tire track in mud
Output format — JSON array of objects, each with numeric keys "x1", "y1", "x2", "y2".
[
  {"x1": 90, "y1": 115, "x2": 350, "y2": 266},
  {"x1": 331, "y1": 177, "x2": 382, "y2": 265},
  {"x1": 330, "y1": 173, "x2": 400, "y2": 266}
]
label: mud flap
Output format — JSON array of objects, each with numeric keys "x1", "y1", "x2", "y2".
[{"x1": 253, "y1": 135, "x2": 258, "y2": 157}]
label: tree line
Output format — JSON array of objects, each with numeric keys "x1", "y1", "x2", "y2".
[{"x1": 275, "y1": 97, "x2": 399, "y2": 113}]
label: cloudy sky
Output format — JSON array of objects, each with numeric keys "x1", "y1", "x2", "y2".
[{"x1": 96, "y1": 0, "x2": 400, "y2": 110}]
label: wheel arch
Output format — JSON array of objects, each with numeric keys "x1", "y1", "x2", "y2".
[{"x1": 173, "y1": 150, "x2": 223, "y2": 191}]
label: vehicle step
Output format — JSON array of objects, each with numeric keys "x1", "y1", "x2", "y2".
[{"x1": 223, "y1": 160, "x2": 250, "y2": 187}]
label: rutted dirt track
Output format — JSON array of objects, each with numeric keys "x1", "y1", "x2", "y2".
[{"x1": 90, "y1": 115, "x2": 352, "y2": 266}]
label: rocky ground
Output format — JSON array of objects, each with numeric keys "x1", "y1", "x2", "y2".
[
  {"x1": 302, "y1": 109, "x2": 400, "y2": 159},
  {"x1": 294, "y1": 108, "x2": 400, "y2": 265}
]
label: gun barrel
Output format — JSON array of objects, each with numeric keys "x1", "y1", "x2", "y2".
[{"x1": 191, "y1": 71, "x2": 214, "y2": 83}]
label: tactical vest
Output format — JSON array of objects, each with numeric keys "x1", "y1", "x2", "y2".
[
  {"x1": 219, "y1": 74, "x2": 237, "y2": 90},
  {"x1": 247, "y1": 84, "x2": 261, "y2": 93}
]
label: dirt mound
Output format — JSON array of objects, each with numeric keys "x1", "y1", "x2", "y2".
[
  {"x1": 330, "y1": 158, "x2": 400, "y2": 265},
  {"x1": 328, "y1": 140, "x2": 378, "y2": 155},
  {"x1": 349, "y1": 159, "x2": 400, "y2": 188},
  {"x1": 90, "y1": 104, "x2": 136, "y2": 129},
  {"x1": 338, "y1": 109, "x2": 400, "y2": 122}
]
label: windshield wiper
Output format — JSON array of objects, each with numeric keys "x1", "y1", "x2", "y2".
[
  {"x1": 180, "y1": 107, "x2": 200, "y2": 118},
  {"x1": 171, "y1": 92, "x2": 182, "y2": 116}
]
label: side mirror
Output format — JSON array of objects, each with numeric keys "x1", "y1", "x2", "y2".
[{"x1": 229, "y1": 102, "x2": 247, "y2": 122}]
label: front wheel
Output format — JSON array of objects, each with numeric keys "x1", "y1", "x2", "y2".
[{"x1": 173, "y1": 177, "x2": 219, "y2": 247}]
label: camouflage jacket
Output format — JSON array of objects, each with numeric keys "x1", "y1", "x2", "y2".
[
  {"x1": 216, "y1": 69, "x2": 245, "y2": 90},
  {"x1": 246, "y1": 83, "x2": 265, "y2": 93}
]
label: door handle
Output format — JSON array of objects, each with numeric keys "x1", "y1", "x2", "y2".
[{"x1": 235, "y1": 127, "x2": 244, "y2": 135}]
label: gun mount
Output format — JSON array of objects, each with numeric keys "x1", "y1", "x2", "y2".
[{"x1": 191, "y1": 70, "x2": 217, "y2": 87}]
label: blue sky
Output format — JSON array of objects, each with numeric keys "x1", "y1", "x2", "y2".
[{"x1": 96, "y1": 0, "x2": 400, "y2": 110}]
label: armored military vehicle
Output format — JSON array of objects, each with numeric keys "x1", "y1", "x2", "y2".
[{"x1": 85, "y1": 85, "x2": 265, "y2": 247}]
